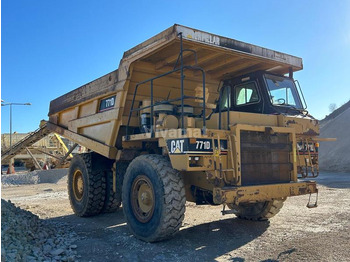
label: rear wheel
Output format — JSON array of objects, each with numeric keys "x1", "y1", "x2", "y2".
[
  {"x1": 102, "y1": 161, "x2": 129, "y2": 213},
  {"x1": 68, "y1": 153, "x2": 106, "y2": 217},
  {"x1": 122, "y1": 155, "x2": 186, "y2": 242},
  {"x1": 228, "y1": 199, "x2": 285, "y2": 221}
]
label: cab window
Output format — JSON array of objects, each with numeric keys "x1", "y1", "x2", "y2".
[
  {"x1": 218, "y1": 85, "x2": 231, "y2": 111},
  {"x1": 234, "y1": 82, "x2": 259, "y2": 106}
]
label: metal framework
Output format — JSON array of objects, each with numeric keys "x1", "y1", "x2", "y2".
[{"x1": 126, "y1": 33, "x2": 207, "y2": 139}]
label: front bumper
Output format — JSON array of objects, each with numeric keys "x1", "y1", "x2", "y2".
[{"x1": 213, "y1": 181, "x2": 318, "y2": 205}]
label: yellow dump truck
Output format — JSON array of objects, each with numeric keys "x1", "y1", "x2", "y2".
[{"x1": 47, "y1": 24, "x2": 320, "y2": 242}]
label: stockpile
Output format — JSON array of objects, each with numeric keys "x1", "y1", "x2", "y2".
[
  {"x1": 2, "y1": 169, "x2": 68, "y2": 186},
  {"x1": 319, "y1": 100, "x2": 350, "y2": 172},
  {"x1": 1, "y1": 199, "x2": 78, "y2": 262},
  {"x1": 1, "y1": 171, "x2": 40, "y2": 186}
]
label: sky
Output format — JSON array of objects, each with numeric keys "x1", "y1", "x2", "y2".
[{"x1": 1, "y1": 0, "x2": 350, "y2": 133}]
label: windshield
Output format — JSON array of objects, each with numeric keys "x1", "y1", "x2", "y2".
[{"x1": 265, "y1": 74, "x2": 303, "y2": 109}]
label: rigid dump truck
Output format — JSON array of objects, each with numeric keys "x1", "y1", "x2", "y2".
[{"x1": 47, "y1": 24, "x2": 320, "y2": 242}]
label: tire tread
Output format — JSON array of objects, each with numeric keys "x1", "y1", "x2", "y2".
[
  {"x1": 123, "y1": 154, "x2": 186, "y2": 242},
  {"x1": 68, "y1": 153, "x2": 106, "y2": 217},
  {"x1": 232, "y1": 199, "x2": 285, "y2": 221}
]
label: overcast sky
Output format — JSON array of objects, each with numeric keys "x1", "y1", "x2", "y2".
[{"x1": 1, "y1": 0, "x2": 349, "y2": 133}]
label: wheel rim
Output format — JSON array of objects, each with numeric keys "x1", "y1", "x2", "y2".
[
  {"x1": 73, "y1": 170, "x2": 84, "y2": 201},
  {"x1": 131, "y1": 175, "x2": 155, "y2": 223}
]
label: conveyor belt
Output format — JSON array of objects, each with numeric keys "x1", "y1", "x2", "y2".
[{"x1": 1, "y1": 124, "x2": 52, "y2": 163}]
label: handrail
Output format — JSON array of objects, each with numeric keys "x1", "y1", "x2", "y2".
[
  {"x1": 217, "y1": 86, "x2": 231, "y2": 130},
  {"x1": 294, "y1": 80, "x2": 307, "y2": 109},
  {"x1": 126, "y1": 33, "x2": 206, "y2": 140},
  {"x1": 173, "y1": 49, "x2": 198, "y2": 70}
]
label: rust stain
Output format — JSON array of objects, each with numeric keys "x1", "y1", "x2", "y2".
[
  {"x1": 298, "y1": 187, "x2": 307, "y2": 194},
  {"x1": 303, "y1": 129, "x2": 319, "y2": 136}
]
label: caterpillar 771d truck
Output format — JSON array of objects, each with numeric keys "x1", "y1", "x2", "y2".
[{"x1": 47, "y1": 25, "x2": 320, "y2": 242}]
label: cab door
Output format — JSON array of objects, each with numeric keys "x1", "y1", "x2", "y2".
[{"x1": 232, "y1": 80, "x2": 263, "y2": 113}]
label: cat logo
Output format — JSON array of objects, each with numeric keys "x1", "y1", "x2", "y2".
[{"x1": 170, "y1": 139, "x2": 185, "y2": 154}]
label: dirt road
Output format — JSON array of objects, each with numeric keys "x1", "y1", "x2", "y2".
[{"x1": 2, "y1": 172, "x2": 350, "y2": 261}]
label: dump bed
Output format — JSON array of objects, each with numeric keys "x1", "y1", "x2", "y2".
[{"x1": 48, "y1": 24, "x2": 303, "y2": 159}]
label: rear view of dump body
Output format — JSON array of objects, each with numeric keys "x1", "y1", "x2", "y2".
[{"x1": 47, "y1": 25, "x2": 320, "y2": 242}]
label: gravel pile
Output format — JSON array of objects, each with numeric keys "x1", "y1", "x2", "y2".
[
  {"x1": 319, "y1": 105, "x2": 350, "y2": 172},
  {"x1": 2, "y1": 169, "x2": 68, "y2": 186},
  {"x1": 1, "y1": 171, "x2": 40, "y2": 186},
  {"x1": 1, "y1": 199, "x2": 78, "y2": 261}
]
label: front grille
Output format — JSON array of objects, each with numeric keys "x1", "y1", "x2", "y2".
[{"x1": 240, "y1": 130, "x2": 292, "y2": 186}]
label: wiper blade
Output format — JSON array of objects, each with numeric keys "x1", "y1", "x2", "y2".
[{"x1": 285, "y1": 105, "x2": 308, "y2": 115}]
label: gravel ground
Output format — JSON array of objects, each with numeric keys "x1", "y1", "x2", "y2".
[
  {"x1": 1, "y1": 199, "x2": 78, "y2": 261},
  {"x1": 1, "y1": 171, "x2": 350, "y2": 261}
]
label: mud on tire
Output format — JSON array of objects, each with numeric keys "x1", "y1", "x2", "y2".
[
  {"x1": 122, "y1": 155, "x2": 186, "y2": 242},
  {"x1": 229, "y1": 199, "x2": 285, "y2": 221},
  {"x1": 68, "y1": 153, "x2": 106, "y2": 217}
]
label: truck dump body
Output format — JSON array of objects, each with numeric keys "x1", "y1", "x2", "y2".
[
  {"x1": 48, "y1": 24, "x2": 303, "y2": 159},
  {"x1": 49, "y1": 25, "x2": 319, "y2": 242}
]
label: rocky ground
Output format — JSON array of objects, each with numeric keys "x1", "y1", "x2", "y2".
[
  {"x1": 1, "y1": 199, "x2": 78, "y2": 262},
  {"x1": 2, "y1": 171, "x2": 350, "y2": 261}
]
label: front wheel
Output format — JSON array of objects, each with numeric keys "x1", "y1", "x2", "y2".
[
  {"x1": 228, "y1": 199, "x2": 285, "y2": 221},
  {"x1": 122, "y1": 155, "x2": 186, "y2": 242}
]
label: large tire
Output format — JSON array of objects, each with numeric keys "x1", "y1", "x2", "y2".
[
  {"x1": 122, "y1": 155, "x2": 186, "y2": 242},
  {"x1": 102, "y1": 161, "x2": 129, "y2": 213},
  {"x1": 68, "y1": 153, "x2": 106, "y2": 217},
  {"x1": 229, "y1": 199, "x2": 285, "y2": 221}
]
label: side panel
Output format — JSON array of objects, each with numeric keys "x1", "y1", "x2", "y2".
[
  {"x1": 49, "y1": 70, "x2": 119, "y2": 115},
  {"x1": 49, "y1": 91, "x2": 124, "y2": 150},
  {"x1": 48, "y1": 69, "x2": 129, "y2": 158}
]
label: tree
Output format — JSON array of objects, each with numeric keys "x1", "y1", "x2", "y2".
[{"x1": 329, "y1": 103, "x2": 337, "y2": 113}]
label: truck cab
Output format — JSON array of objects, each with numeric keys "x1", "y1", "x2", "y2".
[{"x1": 217, "y1": 71, "x2": 306, "y2": 116}]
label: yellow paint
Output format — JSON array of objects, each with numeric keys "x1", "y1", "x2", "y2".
[
  {"x1": 54, "y1": 133, "x2": 73, "y2": 158},
  {"x1": 214, "y1": 181, "x2": 318, "y2": 204},
  {"x1": 214, "y1": 149, "x2": 220, "y2": 157}
]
